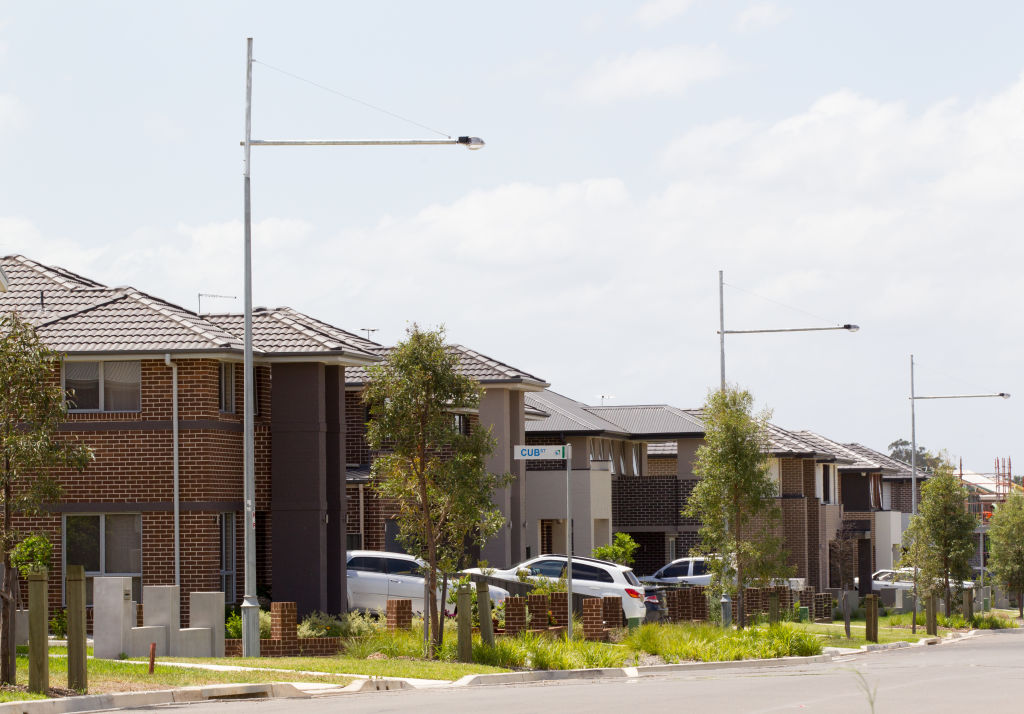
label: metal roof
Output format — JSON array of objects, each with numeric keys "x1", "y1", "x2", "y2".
[
  {"x1": 584, "y1": 404, "x2": 705, "y2": 438},
  {"x1": 842, "y1": 443, "x2": 923, "y2": 480},
  {"x1": 525, "y1": 391, "x2": 630, "y2": 436},
  {"x1": 790, "y1": 431, "x2": 871, "y2": 467}
]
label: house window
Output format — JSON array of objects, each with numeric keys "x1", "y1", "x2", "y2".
[
  {"x1": 822, "y1": 465, "x2": 831, "y2": 503},
  {"x1": 346, "y1": 533, "x2": 363, "y2": 551},
  {"x1": 452, "y1": 414, "x2": 470, "y2": 436},
  {"x1": 219, "y1": 363, "x2": 235, "y2": 413},
  {"x1": 64, "y1": 513, "x2": 142, "y2": 605},
  {"x1": 65, "y1": 361, "x2": 141, "y2": 412},
  {"x1": 220, "y1": 513, "x2": 236, "y2": 603}
]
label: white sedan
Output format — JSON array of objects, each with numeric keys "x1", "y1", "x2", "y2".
[{"x1": 346, "y1": 550, "x2": 508, "y2": 615}]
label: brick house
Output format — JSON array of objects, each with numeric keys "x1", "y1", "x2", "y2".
[
  {"x1": 1, "y1": 255, "x2": 381, "y2": 620},
  {"x1": 343, "y1": 345, "x2": 549, "y2": 570}
]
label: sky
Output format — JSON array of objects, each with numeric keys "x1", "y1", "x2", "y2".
[{"x1": 0, "y1": 1, "x2": 1021, "y2": 471}]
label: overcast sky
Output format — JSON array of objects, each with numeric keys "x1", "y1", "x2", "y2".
[{"x1": 1, "y1": 1, "x2": 1021, "y2": 472}]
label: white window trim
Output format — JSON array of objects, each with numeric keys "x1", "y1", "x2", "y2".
[
  {"x1": 62, "y1": 360, "x2": 142, "y2": 413},
  {"x1": 61, "y1": 512, "x2": 143, "y2": 605}
]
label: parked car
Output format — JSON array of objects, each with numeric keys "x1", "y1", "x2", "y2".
[
  {"x1": 463, "y1": 554, "x2": 647, "y2": 622},
  {"x1": 643, "y1": 586, "x2": 669, "y2": 623},
  {"x1": 854, "y1": 568, "x2": 974, "y2": 592},
  {"x1": 640, "y1": 557, "x2": 712, "y2": 587},
  {"x1": 346, "y1": 550, "x2": 508, "y2": 615}
]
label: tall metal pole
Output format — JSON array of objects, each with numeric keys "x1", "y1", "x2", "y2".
[
  {"x1": 910, "y1": 354, "x2": 917, "y2": 516},
  {"x1": 565, "y1": 443, "x2": 573, "y2": 639},
  {"x1": 240, "y1": 36, "x2": 260, "y2": 658},
  {"x1": 719, "y1": 270, "x2": 726, "y2": 392}
]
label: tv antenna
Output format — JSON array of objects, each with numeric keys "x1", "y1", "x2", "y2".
[{"x1": 198, "y1": 293, "x2": 237, "y2": 314}]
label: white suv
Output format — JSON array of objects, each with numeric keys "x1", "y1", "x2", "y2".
[
  {"x1": 640, "y1": 557, "x2": 712, "y2": 587},
  {"x1": 346, "y1": 550, "x2": 508, "y2": 615},
  {"x1": 464, "y1": 555, "x2": 647, "y2": 621}
]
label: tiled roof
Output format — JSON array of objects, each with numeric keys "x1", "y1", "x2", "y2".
[
  {"x1": 641, "y1": 416, "x2": 826, "y2": 458},
  {"x1": 0, "y1": 255, "x2": 378, "y2": 362},
  {"x1": 524, "y1": 391, "x2": 629, "y2": 436},
  {"x1": 585, "y1": 405, "x2": 704, "y2": 438},
  {"x1": 205, "y1": 308, "x2": 381, "y2": 361},
  {"x1": 346, "y1": 344, "x2": 548, "y2": 389}
]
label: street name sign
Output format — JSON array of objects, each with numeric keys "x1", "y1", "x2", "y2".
[{"x1": 514, "y1": 445, "x2": 567, "y2": 460}]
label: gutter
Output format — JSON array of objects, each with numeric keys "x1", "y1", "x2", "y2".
[{"x1": 164, "y1": 354, "x2": 180, "y2": 586}]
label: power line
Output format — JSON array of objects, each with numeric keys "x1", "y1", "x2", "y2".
[
  {"x1": 253, "y1": 58, "x2": 453, "y2": 139},
  {"x1": 723, "y1": 280, "x2": 835, "y2": 326}
]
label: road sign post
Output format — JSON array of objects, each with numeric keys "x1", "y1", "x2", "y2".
[{"x1": 515, "y1": 444, "x2": 573, "y2": 639}]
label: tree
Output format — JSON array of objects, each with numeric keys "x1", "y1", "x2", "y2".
[
  {"x1": 887, "y1": 439, "x2": 942, "y2": 472},
  {"x1": 592, "y1": 532, "x2": 639, "y2": 567},
  {"x1": 987, "y1": 492, "x2": 1024, "y2": 618},
  {"x1": 829, "y1": 522, "x2": 860, "y2": 638},
  {"x1": 0, "y1": 313, "x2": 92, "y2": 684},
  {"x1": 684, "y1": 387, "x2": 791, "y2": 627},
  {"x1": 364, "y1": 325, "x2": 508, "y2": 657},
  {"x1": 900, "y1": 462, "x2": 976, "y2": 617}
]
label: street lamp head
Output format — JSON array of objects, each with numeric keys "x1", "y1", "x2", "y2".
[
  {"x1": 1000, "y1": 392, "x2": 1011, "y2": 399},
  {"x1": 843, "y1": 324, "x2": 860, "y2": 332},
  {"x1": 457, "y1": 136, "x2": 486, "y2": 150}
]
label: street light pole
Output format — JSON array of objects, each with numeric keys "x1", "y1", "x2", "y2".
[
  {"x1": 716, "y1": 270, "x2": 858, "y2": 392},
  {"x1": 238, "y1": 37, "x2": 484, "y2": 658}
]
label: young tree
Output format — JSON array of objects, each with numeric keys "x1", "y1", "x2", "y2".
[
  {"x1": 0, "y1": 314, "x2": 93, "y2": 684},
  {"x1": 684, "y1": 387, "x2": 791, "y2": 627},
  {"x1": 900, "y1": 462, "x2": 976, "y2": 617},
  {"x1": 887, "y1": 439, "x2": 942, "y2": 472},
  {"x1": 364, "y1": 325, "x2": 508, "y2": 656},
  {"x1": 592, "y1": 532, "x2": 639, "y2": 567},
  {"x1": 987, "y1": 492, "x2": 1024, "y2": 618}
]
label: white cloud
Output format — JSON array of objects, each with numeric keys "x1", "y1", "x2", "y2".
[
  {"x1": 576, "y1": 45, "x2": 729, "y2": 102},
  {"x1": 633, "y1": 0, "x2": 699, "y2": 28},
  {"x1": 0, "y1": 93, "x2": 27, "y2": 133},
  {"x1": 735, "y1": 2, "x2": 791, "y2": 32}
]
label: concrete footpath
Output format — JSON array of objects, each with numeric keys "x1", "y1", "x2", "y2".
[{"x1": 0, "y1": 629, "x2": 991, "y2": 714}]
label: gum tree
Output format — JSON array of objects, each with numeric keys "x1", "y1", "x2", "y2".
[
  {"x1": 0, "y1": 313, "x2": 93, "y2": 684},
  {"x1": 987, "y1": 491, "x2": 1024, "y2": 617},
  {"x1": 364, "y1": 325, "x2": 508, "y2": 656},
  {"x1": 901, "y1": 462, "x2": 976, "y2": 617},
  {"x1": 684, "y1": 387, "x2": 790, "y2": 627}
]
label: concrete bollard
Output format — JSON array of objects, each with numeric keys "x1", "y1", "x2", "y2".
[
  {"x1": 720, "y1": 593, "x2": 732, "y2": 628},
  {"x1": 865, "y1": 594, "x2": 878, "y2": 643},
  {"x1": 475, "y1": 581, "x2": 494, "y2": 647},
  {"x1": 457, "y1": 585, "x2": 473, "y2": 663},
  {"x1": 28, "y1": 568, "x2": 48, "y2": 694},
  {"x1": 66, "y1": 565, "x2": 87, "y2": 692}
]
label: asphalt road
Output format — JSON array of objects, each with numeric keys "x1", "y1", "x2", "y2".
[{"x1": 127, "y1": 630, "x2": 1024, "y2": 714}]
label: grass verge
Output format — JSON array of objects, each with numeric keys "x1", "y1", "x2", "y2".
[{"x1": 623, "y1": 623, "x2": 823, "y2": 663}]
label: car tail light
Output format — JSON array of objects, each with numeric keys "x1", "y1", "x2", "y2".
[
  {"x1": 644, "y1": 595, "x2": 659, "y2": 604},
  {"x1": 625, "y1": 588, "x2": 643, "y2": 599}
]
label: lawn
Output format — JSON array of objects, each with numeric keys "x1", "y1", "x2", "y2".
[
  {"x1": 0, "y1": 654, "x2": 354, "y2": 703},
  {"x1": 153, "y1": 654, "x2": 506, "y2": 681},
  {"x1": 791, "y1": 622, "x2": 923, "y2": 649}
]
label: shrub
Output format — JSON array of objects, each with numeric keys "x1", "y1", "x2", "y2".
[
  {"x1": 592, "y1": 533, "x2": 640, "y2": 567},
  {"x1": 225, "y1": 609, "x2": 271, "y2": 639},
  {"x1": 11, "y1": 535, "x2": 52, "y2": 577},
  {"x1": 622, "y1": 622, "x2": 822, "y2": 663},
  {"x1": 298, "y1": 611, "x2": 381, "y2": 638},
  {"x1": 49, "y1": 609, "x2": 68, "y2": 639}
]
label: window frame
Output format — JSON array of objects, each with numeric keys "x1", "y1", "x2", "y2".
[
  {"x1": 63, "y1": 360, "x2": 142, "y2": 413},
  {"x1": 61, "y1": 512, "x2": 143, "y2": 606},
  {"x1": 219, "y1": 363, "x2": 236, "y2": 414},
  {"x1": 219, "y1": 512, "x2": 237, "y2": 604}
]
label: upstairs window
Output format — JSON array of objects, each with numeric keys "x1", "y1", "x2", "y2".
[
  {"x1": 452, "y1": 413, "x2": 470, "y2": 436},
  {"x1": 65, "y1": 361, "x2": 141, "y2": 412},
  {"x1": 219, "y1": 363, "x2": 235, "y2": 413}
]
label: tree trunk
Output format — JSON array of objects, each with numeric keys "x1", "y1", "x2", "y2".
[
  {"x1": 1, "y1": 478, "x2": 12, "y2": 685},
  {"x1": 1018, "y1": 590, "x2": 1022, "y2": 619},
  {"x1": 734, "y1": 499, "x2": 744, "y2": 629},
  {"x1": 437, "y1": 573, "x2": 449, "y2": 652}
]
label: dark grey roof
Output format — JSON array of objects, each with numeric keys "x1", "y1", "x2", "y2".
[
  {"x1": 790, "y1": 431, "x2": 870, "y2": 468},
  {"x1": 585, "y1": 404, "x2": 704, "y2": 438},
  {"x1": 0, "y1": 255, "x2": 378, "y2": 363},
  {"x1": 346, "y1": 344, "x2": 548, "y2": 389},
  {"x1": 843, "y1": 443, "x2": 923, "y2": 480},
  {"x1": 525, "y1": 391, "x2": 629, "y2": 436}
]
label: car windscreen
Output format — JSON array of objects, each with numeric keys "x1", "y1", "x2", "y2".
[{"x1": 662, "y1": 562, "x2": 689, "y2": 578}]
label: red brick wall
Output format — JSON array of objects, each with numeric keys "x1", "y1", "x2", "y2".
[
  {"x1": 648, "y1": 456, "x2": 676, "y2": 477},
  {"x1": 16, "y1": 358, "x2": 274, "y2": 624}
]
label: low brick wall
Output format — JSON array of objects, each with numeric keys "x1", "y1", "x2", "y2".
[
  {"x1": 386, "y1": 599, "x2": 412, "y2": 631},
  {"x1": 225, "y1": 636, "x2": 343, "y2": 657},
  {"x1": 527, "y1": 594, "x2": 550, "y2": 628},
  {"x1": 550, "y1": 592, "x2": 568, "y2": 627},
  {"x1": 582, "y1": 598, "x2": 604, "y2": 641},
  {"x1": 505, "y1": 597, "x2": 527, "y2": 636}
]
